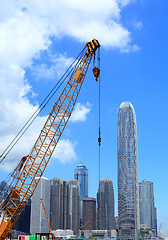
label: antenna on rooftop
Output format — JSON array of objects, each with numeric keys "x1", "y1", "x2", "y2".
[{"x1": 81, "y1": 153, "x2": 83, "y2": 164}]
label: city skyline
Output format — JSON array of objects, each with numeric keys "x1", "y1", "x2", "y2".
[
  {"x1": 0, "y1": 0, "x2": 167, "y2": 236},
  {"x1": 0, "y1": 157, "x2": 158, "y2": 236}
]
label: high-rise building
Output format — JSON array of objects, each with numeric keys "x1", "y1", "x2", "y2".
[
  {"x1": 139, "y1": 180, "x2": 156, "y2": 234},
  {"x1": 50, "y1": 179, "x2": 80, "y2": 235},
  {"x1": 13, "y1": 200, "x2": 31, "y2": 233},
  {"x1": 74, "y1": 157, "x2": 88, "y2": 200},
  {"x1": 117, "y1": 102, "x2": 139, "y2": 238},
  {"x1": 50, "y1": 178, "x2": 63, "y2": 230},
  {"x1": 82, "y1": 197, "x2": 96, "y2": 230},
  {"x1": 97, "y1": 178, "x2": 115, "y2": 230},
  {"x1": 66, "y1": 180, "x2": 80, "y2": 235},
  {"x1": 30, "y1": 177, "x2": 51, "y2": 234},
  {"x1": 74, "y1": 157, "x2": 88, "y2": 223}
]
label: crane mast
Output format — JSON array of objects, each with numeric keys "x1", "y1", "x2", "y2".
[{"x1": 0, "y1": 39, "x2": 100, "y2": 240}]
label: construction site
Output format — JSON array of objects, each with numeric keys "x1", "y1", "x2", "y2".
[{"x1": 0, "y1": 39, "x2": 103, "y2": 240}]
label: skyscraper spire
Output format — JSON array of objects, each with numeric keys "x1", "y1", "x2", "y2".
[{"x1": 81, "y1": 153, "x2": 83, "y2": 164}]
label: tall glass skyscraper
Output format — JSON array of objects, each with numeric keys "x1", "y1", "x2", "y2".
[
  {"x1": 117, "y1": 102, "x2": 139, "y2": 238},
  {"x1": 139, "y1": 180, "x2": 156, "y2": 233},
  {"x1": 97, "y1": 178, "x2": 115, "y2": 230},
  {"x1": 74, "y1": 158, "x2": 88, "y2": 224},
  {"x1": 74, "y1": 158, "x2": 88, "y2": 199}
]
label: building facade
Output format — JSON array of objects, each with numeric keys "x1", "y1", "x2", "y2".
[
  {"x1": 13, "y1": 200, "x2": 31, "y2": 233},
  {"x1": 74, "y1": 159, "x2": 88, "y2": 200},
  {"x1": 139, "y1": 180, "x2": 156, "y2": 234},
  {"x1": 82, "y1": 197, "x2": 96, "y2": 230},
  {"x1": 117, "y1": 102, "x2": 139, "y2": 238},
  {"x1": 50, "y1": 178, "x2": 63, "y2": 230},
  {"x1": 30, "y1": 177, "x2": 51, "y2": 234},
  {"x1": 97, "y1": 178, "x2": 115, "y2": 230},
  {"x1": 74, "y1": 158, "x2": 88, "y2": 223},
  {"x1": 50, "y1": 179, "x2": 80, "y2": 235},
  {"x1": 66, "y1": 180, "x2": 80, "y2": 235}
]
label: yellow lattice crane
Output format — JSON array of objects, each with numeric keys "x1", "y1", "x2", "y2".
[{"x1": 0, "y1": 39, "x2": 100, "y2": 240}]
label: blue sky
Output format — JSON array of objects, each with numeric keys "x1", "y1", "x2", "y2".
[{"x1": 0, "y1": 0, "x2": 167, "y2": 237}]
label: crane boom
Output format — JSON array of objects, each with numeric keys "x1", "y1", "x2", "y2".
[
  {"x1": 0, "y1": 39, "x2": 100, "y2": 240},
  {"x1": 40, "y1": 198, "x2": 52, "y2": 235}
]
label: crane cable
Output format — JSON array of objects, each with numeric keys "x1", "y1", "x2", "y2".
[
  {"x1": 0, "y1": 47, "x2": 86, "y2": 164},
  {"x1": 97, "y1": 48, "x2": 101, "y2": 182}
]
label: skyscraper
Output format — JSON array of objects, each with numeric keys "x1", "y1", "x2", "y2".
[
  {"x1": 117, "y1": 102, "x2": 139, "y2": 238},
  {"x1": 50, "y1": 178, "x2": 63, "y2": 230},
  {"x1": 30, "y1": 177, "x2": 51, "y2": 234},
  {"x1": 66, "y1": 180, "x2": 80, "y2": 235},
  {"x1": 97, "y1": 178, "x2": 115, "y2": 230},
  {"x1": 74, "y1": 157, "x2": 88, "y2": 200},
  {"x1": 13, "y1": 200, "x2": 31, "y2": 233},
  {"x1": 139, "y1": 180, "x2": 156, "y2": 234},
  {"x1": 50, "y1": 179, "x2": 80, "y2": 235},
  {"x1": 74, "y1": 157, "x2": 88, "y2": 223},
  {"x1": 82, "y1": 197, "x2": 96, "y2": 230}
]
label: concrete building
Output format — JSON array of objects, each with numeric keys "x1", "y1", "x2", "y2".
[
  {"x1": 97, "y1": 178, "x2": 115, "y2": 230},
  {"x1": 117, "y1": 102, "x2": 139, "y2": 238},
  {"x1": 50, "y1": 179, "x2": 80, "y2": 235},
  {"x1": 79, "y1": 230, "x2": 117, "y2": 239},
  {"x1": 82, "y1": 197, "x2": 96, "y2": 230},
  {"x1": 139, "y1": 179, "x2": 156, "y2": 236},
  {"x1": 50, "y1": 178, "x2": 63, "y2": 230},
  {"x1": 66, "y1": 180, "x2": 80, "y2": 235},
  {"x1": 30, "y1": 177, "x2": 51, "y2": 234}
]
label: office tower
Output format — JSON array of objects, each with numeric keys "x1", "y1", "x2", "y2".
[
  {"x1": 30, "y1": 177, "x2": 51, "y2": 234},
  {"x1": 97, "y1": 178, "x2": 115, "y2": 230},
  {"x1": 66, "y1": 180, "x2": 80, "y2": 235},
  {"x1": 139, "y1": 180, "x2": 156, "y2": 233},
  {"x1": 118, "y1": 102, "x2": 139, "y2": 238},
  {"x1": 50, "y1": 178, "x2": 63, "y2": 230},
  {"x1": 74, "y1": 157, "x2": 88, "y2": 223},
  {"x1": 74, "y1": 157, "x2": 88, "y2": 199},
  {"x1": 50, "y1": 179, "x2": 80, "y2": 235},
  {"x1": 82, "y1": 197, "x2": 96, "y2": 230},
  {"x1": 13, "y1": 200, "x2": 31, "y2": 233}
]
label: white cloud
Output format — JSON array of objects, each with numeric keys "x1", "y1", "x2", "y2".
[
  {"x1": 0, "y1": 0, "x2": 137, "y2": 172},
  {"x1": 0, "y1": 0, "x2": 136, "y2": 52},
  {"x1": 32, "y1": 54, "x2": 74, "y2": 81},
  {"x1": 70, "y1": 102, "x2": 92, "y2": 122},
  {"x1": 53, "y1": 139, "x2": 77, "y2": 164},
  {"x1": 135, "y1": 21, "x2": 143, "y2": 30},
  {"x1": 0, "y1": 116, "x2": 46, "y2": 172},
  {"x1": 118, "y1": 0, "x2": 135, "y2": 7}
]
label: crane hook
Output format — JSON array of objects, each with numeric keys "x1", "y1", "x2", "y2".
[{"x1": 93, "y1": 67, "x2": 100, "y2": 81}]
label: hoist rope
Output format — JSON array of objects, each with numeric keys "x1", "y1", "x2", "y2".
[
  {"x1": 98, "y1": 48, "x2": 101, "y2": 182},
  {"x1": 0, "y1": 47, "x2": 86, "y2": 164}
]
